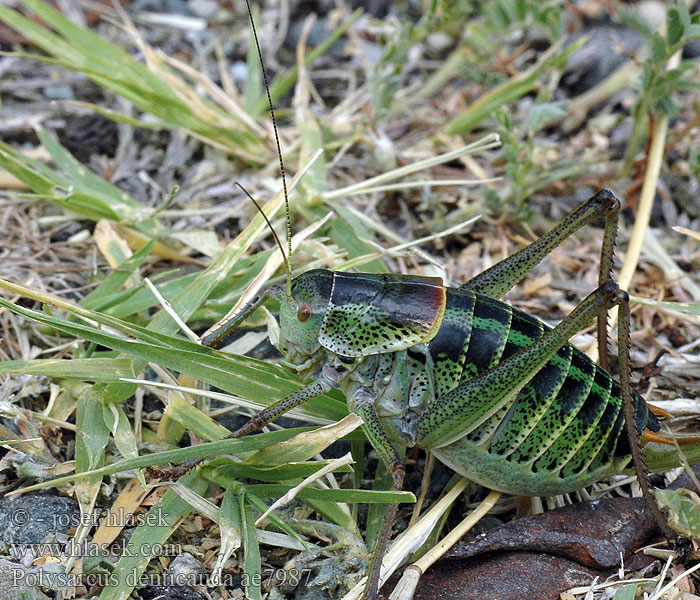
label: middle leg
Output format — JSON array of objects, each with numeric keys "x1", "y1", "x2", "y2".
[{"x1": 350, "y1": 387, "x2": 405, "y2": 600}]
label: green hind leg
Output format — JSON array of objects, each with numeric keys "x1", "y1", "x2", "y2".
[
  {"x1": 461, "y1": 189, "x2": 621, "y2": 370},
  {"x1": 417, "y1": 281, "x2": 620, "y2": 450},
  {"x1": 461, "y1": 189, "x2": 620, "y2": 300}
]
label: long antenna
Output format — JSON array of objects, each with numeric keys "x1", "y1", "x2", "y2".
[
  {"x1": 235, "y1": 182, "x2": 289, "y2": 269},
  {"x1": 245, "y1": 0, "x2": 293, "y2": 300}
]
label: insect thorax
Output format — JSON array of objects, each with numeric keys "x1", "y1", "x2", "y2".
[{"x1": 334, "y1": 347, "x2": 436, "y2": 447}]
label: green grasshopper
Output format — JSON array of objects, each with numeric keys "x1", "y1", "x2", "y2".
[
  {"x1": 204, "y1": 192, "x2": 672, "y2": 598},
  {"x1": 201, "y1": 4, "x2": 682, "y2": 599}
]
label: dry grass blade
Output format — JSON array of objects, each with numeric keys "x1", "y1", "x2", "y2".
[
  {"x1": 673, "y1": 225, "x2": 700, "y2": 242},
  {"x1": 389, "y1": 490, "x2": 502, "y2": 600},
  {"x1": 342, "y1": 479, "x2": 471, "y2": 600},
  {"x1": 321, "y1": 135, "x2": 501, "y2": 201},
  {"x1": 205, "y1": 211, "x2": 332, "y2": 342}
]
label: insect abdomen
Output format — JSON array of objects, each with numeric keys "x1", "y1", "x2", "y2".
[{"x1": 427, "y1": 289, "x2": 659, "y2": 495}]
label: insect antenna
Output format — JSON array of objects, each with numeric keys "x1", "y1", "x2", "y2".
[
  {"x1": 235, "y1": 181, "x2": 289, "y2": 271},
  {"x1": 245, "y1": 0, "x2": 293, "y2": 300}
]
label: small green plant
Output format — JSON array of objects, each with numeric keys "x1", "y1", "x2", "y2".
[
  {"x1": 623, "y1": 0, "x2": 700, "y2": 169},
  {"x1": 655, "y1": 487, "x2": 700, "y2": 539}
]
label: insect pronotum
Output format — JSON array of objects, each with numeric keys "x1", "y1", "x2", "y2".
[{"x1": 201, "y1": 4, "x2": 685, "y2": 599}]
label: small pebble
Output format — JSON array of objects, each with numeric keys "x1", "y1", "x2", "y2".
[
  {"x1": 0, "y1": 492, "x2": 79, "y2": 551},
  {"x1": 187, "y1": 0, "x2": 219, "y2": 20},
  {"x1": 42, "y1": 85, "x2": 74, "y2": 101},
  {"x1": 426, "y1": 31, "x2": 453, "y2": 55},
  {"x1": 0, "y1": 559, "x2": 49, "y2": 600}
]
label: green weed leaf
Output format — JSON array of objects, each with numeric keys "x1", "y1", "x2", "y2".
[{"x1": 654, "y1": 488, "x2": 700, "y2": 538}]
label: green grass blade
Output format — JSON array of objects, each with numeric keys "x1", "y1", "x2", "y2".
[
  {"x1": 237, "y1": 484, "x2": 415, "y2": 504},
  {"x1": 302, "y1": 496, "x2": 359, "y2": 532},
  {"x1": 13, "y1": 429, "x2": 316, "y2": 495},
  {"x1": 240, "y1": 494, "x2": 263, "y2": 600},
  {"x1": 444, "y1": 38, "x2": 583, "y2": 135},
  {"x1": 102, "y1": 402, "x2": 146, "y2": 487},
  {"x1": 241, "y1": 415, "x2": 361, "y2": 466},
  {"x1": 631, "y1": 295, "x2": 700, "y2": 316},
  {"x1": 643, "y1": 440, "x2": 700, "y2": 474},
  {"x1": 80, "y1": 242, "x2": 155, "y2": 310},
  {"x1": 0, "y1": 134, "x2": 142, "y2": 224},
  {"x1": 0, "y1": 358, "x2": 134, "y2": 382},
  {"x1": 162, "y1": 392, "x2": 231, "y2": 442},
  {"x1": 212, "y1": 488, "x2": 242, "y2": 584},
  {"x1": 0, "y1": 143, "x2": 58, "y2": 194},
  {"x1": 75, "y1": 387, "x2": 110, "y2": 472},
  {"x1": 613, "y1": 583, "x2": 641, "y2": 600},
  {"x1": 36, "y1": 129, "x2": 138, "y2": 206},
  {"x1": 205, "y1": 459, "x2": 353, "y2": 482}
]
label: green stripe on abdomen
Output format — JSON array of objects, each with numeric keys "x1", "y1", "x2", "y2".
[
  {"x1": 531, "y1": 366, "x2": 611, "y2": 475},
  {"x1": 429, "y1": 289, "x2": 476, "y2": 396},
  {"x1": 507, "y1": 349, "x2": 596, "y2": 464},
  {"x1": 489, "y1": 343, "x2": 573, "y2": 456},
  {"x1": 461, "y1": 294, "x2": 512, "y2": 378}
]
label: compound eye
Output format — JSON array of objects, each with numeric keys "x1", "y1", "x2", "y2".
[{"x1": 297, "y1": 305, "x2": 312, "y2": 322}]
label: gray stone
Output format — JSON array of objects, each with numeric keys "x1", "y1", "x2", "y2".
[
  {"x1": 0, "y1": 559, "x2": 49, "y2": 600},
  {"x1": 561, "y1": 26, "x2": 644, "y2": 96},
  {"x1": 187, "y1": 0, "x2": 218, "y2": 20},
  {"x1": 0, "y1": 492, "x2": 79, "y2": 555},
  {"x1": 166, "y1": 552, "x2": 206, "y2": 587}
]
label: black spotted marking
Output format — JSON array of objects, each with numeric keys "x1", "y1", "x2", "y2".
[
  {"x1": 407, "y1": 348, "x2": 427, "y2": 365},
  {"x1": 510, "y1": 348, "x2": 596, "y2": 464},
  {"x1": 500, "y1": 309, "x2": 545, "y2": 360},
  {"x1": 292, "y1": 268, "x2": 334, "y2": 299},
  {"x1": 593, "y1": 402, "x2": 626, "y2": 466},
  {"x1": 408, "y1": 349, "x2": 435, "y2": 411},
  {"x1": 489, "y1": 343, "x2": 573, "y2": 457},
  {"x1": 532, "y1": 366, "x2": 611, "y2": 475},
  {"x1": 465, "y1": 401, "x2": 513, "y2": 445},
  {"x1": 577, "y1": 366, "x2": 613, "y2": 428},
  {"x1": 560, "y1": 386, "x2": 620, "y2": 477},
  {"x1": 330, "y1": 272, "x2": 444, "y2": 329},
  {"x1": 319, "y1": 272, "x2": 446, "y2": 356}
]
